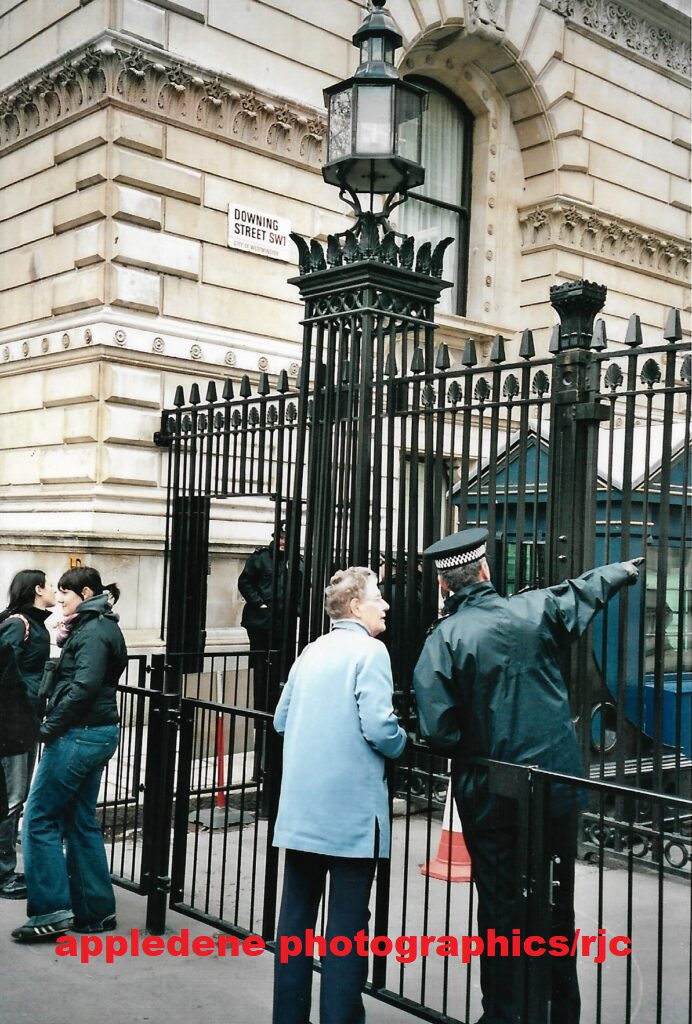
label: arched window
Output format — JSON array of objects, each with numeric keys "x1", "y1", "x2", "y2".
[{"x1": 397, "y1": 78, "x2": 473, "y2": 316}]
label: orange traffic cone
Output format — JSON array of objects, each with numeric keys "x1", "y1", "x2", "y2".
[{"x1": 421, "y1": 781, "x2": 472, "y2": 883}]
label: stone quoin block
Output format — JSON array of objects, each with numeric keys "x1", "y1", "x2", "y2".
[
  {"x1": 112, "y1": 222, "x2": 201, "y2": 279},
  {"x1": 111, "y1": 110, "x2": 164, "y2": 158},
  {"x1": 42, "y1": 363, "x2": 100, "y2": 408},
  {"x1": 113, "y1": 148, "x2": 202, "y2": 203},
  {"x1": 103, "y1": 364, "x2": 162, "y2": 408},
  {"x1": 110, "y1": 265, "x2": 161, "y2": 314},
  {"x1": 54, "y1": 184, "x2": 107, "y2": 233},
  {"x1": 120, "y1": 0, "x2": 166, "y2": 47},
  {"x1": 51, "y1": 264, "x2": 105, "y2": 315},
  {"x1": 114, "y1": 186, "x2": 163, "y2": 229},
  {"x1": 54, "y1": 110, "x2": 108, "y2": 164}
]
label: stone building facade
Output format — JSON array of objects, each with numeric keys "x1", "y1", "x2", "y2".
[{"x1": 0, "y1": 0, "x2": 689, "y2": 649}]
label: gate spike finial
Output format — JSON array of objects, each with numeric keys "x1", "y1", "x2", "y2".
[
  {"x1": 548, "y1": 325, "x2": 560, "y2": 354},
  {"x1": 410, "y1": 347, "x2": 424, "y2": 373},
  {"x1": 624, "y1": 314, "x2": 643, "y2": 347},
  {"x1": 490, "y1": 334, "x2": 506, "y2": 363},
  {"x1": 385, "y1": 351, "x2": 397, "y2": 375},
  {"x1": 222, "y1": 378, "x2": 234, "y2": 400},
  {"x1": 258, "y1": 371, "x2": 270, "y2": 395},
  {"x1": 591, "y1": 319, "x2": 607, "y2": 350},
  {"x1": 205, "y1": 381, "x2": 217, "y2": 403},
  {"x1": 173, "y1": 385, "x2": 185, "y2": 408},
  {"x1": 189, "y1": 383, "x2": 201, "y2": 405},
  {"x1": 663, "y1": 307, "x2": 682, "y2": 342},
  {"x1": 435, "y1": 343, "x2": 450, "y2": 370},
  {"x1": 276, "y1": 369, "x2": 289, "y2": 393},
  {"x1": 240, "y1": 374, "x2": 252, "y2": 398},
  {"x1": 519, "y1": 329, "x2": 535, "y2": 360},
  {"x1": 461, "y1": 338, "x2": 477, "y2": 367}
]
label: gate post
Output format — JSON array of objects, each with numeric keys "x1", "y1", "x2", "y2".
[
  {"x1": 547, "y1": 280, "x2": 610, "y2": 756},
  {"x1": 141, "y1": 653, "x2": 179, "y2": 935}
]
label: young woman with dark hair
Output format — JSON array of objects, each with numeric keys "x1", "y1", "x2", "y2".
[
  {"x1": 0, "y1": 570, "x2": 55, "y2": 901},
  {"x1": 11, "y1": 566, "x2": 127, "y2": 942}
]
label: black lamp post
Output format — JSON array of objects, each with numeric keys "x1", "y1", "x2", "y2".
[{"x1": 323, "y1": 0, "x2": 426, "y2": 227}]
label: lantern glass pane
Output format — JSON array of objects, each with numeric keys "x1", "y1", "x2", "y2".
[
  {"x1": 396, "y1": 89, "x2": 422, "y2": 163},
  {"x1": 328, "y1": 86, "x2": 353, "y2": 161},
  {"x1": 370, "y1": 36, "x2": 385, "y2": 62},
  {"x1": 355, "y1": 85, "x2": 393, "y2": 154}
]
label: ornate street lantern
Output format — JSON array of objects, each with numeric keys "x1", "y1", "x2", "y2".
[{"x1": 323, "y1": 0, "x2": 426, "y2": 222}]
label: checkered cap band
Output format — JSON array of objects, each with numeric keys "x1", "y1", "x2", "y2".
[{"x1": 435, "y1": 543, "x2": 486, "y2": 570}]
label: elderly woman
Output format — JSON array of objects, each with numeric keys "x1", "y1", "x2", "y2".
[{"x1": 272, "y1": 566, "x2": 407, "y2": 1024}]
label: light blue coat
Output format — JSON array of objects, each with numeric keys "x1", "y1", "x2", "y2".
[{"x1": 273, "y1": 620, "x2": 407, "y2": 859}]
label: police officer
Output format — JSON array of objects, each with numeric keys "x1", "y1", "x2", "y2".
[
  {"x1": 238, "y1": 524, "x2": 295, "y2": 779},
  {"x1": 413, "y1": 527, "x2": 643, "y2": 1024}
]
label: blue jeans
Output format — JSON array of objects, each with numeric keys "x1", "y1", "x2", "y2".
[
  {"x1": 22, "y1": 725, "x2": 119, "y2": 926},
  {"x1": 273, "y1": 851, "x2": 377, "y2": 1024}
]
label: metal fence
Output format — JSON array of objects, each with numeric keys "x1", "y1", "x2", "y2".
[
  {"x1": 100, "y1": 652, "x2": 691, "y2": 1024},
  {"x1": 139, "y1": 265, "x2": 692, "y2": 1022}
]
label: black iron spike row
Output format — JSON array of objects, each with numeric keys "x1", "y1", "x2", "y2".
[
  {"x1": 490, "y1": 334, "x2": 506, "y2": 364},
  {"x1": 663, "y1": 307, "x2": 682, "y2": 342},
  {"x1": 591, "y1": 320, "x2": 607, "y2": 350},
  {"x1": 461, "y1": 338, "x2": 477, "y2": 367},
  {"x1": 624, "y1": 313, "x2": 643, "y2": 347},
  {"x1": 519, "y1": 328, "x2": 535, "y2": 360}
]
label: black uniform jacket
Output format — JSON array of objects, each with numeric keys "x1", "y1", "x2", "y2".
[
  {"x1": 413, "y1": 563, "x2": 635, "y2": 824},
  {"x1": 41, "y1": 594, "x2": 128, "y2": 742},
  {"x1": 238, "y1": 543, "x2": 286, "y2": 635}
]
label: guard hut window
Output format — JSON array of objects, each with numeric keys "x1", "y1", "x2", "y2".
[{"x1": 397, "y1": 78, "x2": 473, "y2": 317}]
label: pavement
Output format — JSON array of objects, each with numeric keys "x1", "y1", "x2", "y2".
[
  {"x1": 0, "y1": 883, "x2": 420, "y2": 1024},
  {"x1": 1, "y1": 813, "x2": 689, "y2": 1024}
]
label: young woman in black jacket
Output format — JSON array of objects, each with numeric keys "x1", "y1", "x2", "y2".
[
  {"x1": 0, "y1": 570, "x2": 55, "y2": 901},
  {"x1": 11, "y1": 567, "x2": 127, "y2": 942}
]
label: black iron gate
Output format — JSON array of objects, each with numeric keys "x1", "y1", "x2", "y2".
[{"x1": 147, "y1": 235, "x2": 691, "y2": 1022}]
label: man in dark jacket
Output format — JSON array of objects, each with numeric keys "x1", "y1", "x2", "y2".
[
  {"x1": 239, "y1": 524, "x2": 296, "y2": 780},
  {"x1": 413, "y1": 528, "x2": 643, "y2": 1024}
]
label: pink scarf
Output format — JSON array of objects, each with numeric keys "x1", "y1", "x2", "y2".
[{"x1": 56, "y1": 612, "x2": 79, "y2": 647}]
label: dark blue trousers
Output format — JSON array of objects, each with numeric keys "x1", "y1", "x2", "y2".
[{"x1": 273, "y1": 850, "x2": 376, "y2": 1024}]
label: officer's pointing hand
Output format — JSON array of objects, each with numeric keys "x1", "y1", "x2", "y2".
[{"x1": 622, "y1": 557, "x2": 644, "y2": 583}]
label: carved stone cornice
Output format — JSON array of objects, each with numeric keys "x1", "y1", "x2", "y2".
[
  {"x1": 519, "y1": 200, "x2": 691, "y2": 283},
  {"x1": 0, "y1": 33, "x2": 327, "y2": 163},
  {"x1": 550, "y1": 0, "x2": 691, "y2": 79}
]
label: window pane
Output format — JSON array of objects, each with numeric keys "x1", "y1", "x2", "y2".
[
  {"x1": 413, "y1": 88, "x2": 465, "y2": 205},
  {"x1": 399, "y1": 197, "x2": 459, "y2": 313}
]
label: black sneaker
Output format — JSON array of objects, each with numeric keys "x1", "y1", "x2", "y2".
[
  {"x1": 11, "y1": 918, "x2": 73, "y2": 942},
  {"x1": 0, "y1": 874, "x2": 27, "y2": 900}
]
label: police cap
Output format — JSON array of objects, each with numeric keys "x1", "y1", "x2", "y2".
[{"x1": 423, "y1": 527, "x2": 488, "y2": 571}]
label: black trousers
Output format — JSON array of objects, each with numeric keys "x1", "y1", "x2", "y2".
[
  {"x1": 462, "y1": 810, "x2": 581, "y2": 1024},
  {"x1": 273, "y1": 850, "x2": 377, "y2": 1024},
  {"x1": 246, "y1": 628, "x2": 272, "y2": 780}
]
